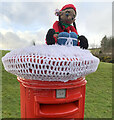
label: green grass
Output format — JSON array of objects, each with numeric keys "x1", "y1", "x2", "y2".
[
  {"x1": 85, "y1": 62, "x2": 112, "y2": 118},
  {"x1": 1, "y1": 50, "x2": 20, "y2": 118},
  {"x1": 1, "y1": 50, "x2": 112, "y2": 118}
]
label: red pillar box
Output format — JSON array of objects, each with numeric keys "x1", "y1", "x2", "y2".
[
  {"x1": 17, "y1": 77, "x2": 87, "y2": 119},
  {"x1": 2, "y1": 45, "x2": 99, "y2": 119}
]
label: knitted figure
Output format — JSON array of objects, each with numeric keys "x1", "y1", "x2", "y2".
[{"x1": 46, "y1": 4, "x2": 88, "y2": 49}]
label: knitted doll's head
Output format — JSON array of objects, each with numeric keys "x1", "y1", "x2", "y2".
[{"x1": 55, "y1": 4, "x2": 77, "y2": 25}]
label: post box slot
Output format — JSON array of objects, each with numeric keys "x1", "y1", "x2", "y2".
[{"x1": 38, "y1": 100, "x2": 79, "y2": 117}]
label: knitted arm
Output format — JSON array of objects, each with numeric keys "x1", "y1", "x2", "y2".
[{"x1": 53, "y1": 21, "x2": 60, "y2": 34}]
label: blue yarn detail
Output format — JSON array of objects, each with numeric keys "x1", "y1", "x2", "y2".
[
  {"x1": 57, "y1": 32, "x2": 78, "y2": 46},
  {"x1": 58, "y1": 32, "x2": 69, "y2": 37},
  {"x1": 70, "y1": 32, "x2": 78, "y2": 39},
  {"x1": 73, "y1": 40, "x2": 77, "y2": 46}
]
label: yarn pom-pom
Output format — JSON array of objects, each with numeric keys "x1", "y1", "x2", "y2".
[{"x1": 55, "y1": 9, "x2": 60, "y2": 16}]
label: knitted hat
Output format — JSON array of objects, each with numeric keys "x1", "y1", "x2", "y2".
[
  {"x1": 55, "y1": 4, "x2": 76, "y2": 16},
  {"x1": 60, "y1": 4, "x2": 76, "y2": 13}
]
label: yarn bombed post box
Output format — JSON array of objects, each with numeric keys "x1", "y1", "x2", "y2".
[
  {"x1": 2, "y1": 4, "x2": 99, "y2": 119},
  {"x1": 2, "y1": 45, "x2": 99, "y2": 119}
]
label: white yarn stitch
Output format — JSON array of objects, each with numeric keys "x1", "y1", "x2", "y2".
[{"x1": 2, "y1": 45, "x2": 100, "y2": 82}]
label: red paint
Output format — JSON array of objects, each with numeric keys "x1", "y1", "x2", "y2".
[{"x1": 17, "y1": 77, "x2": 87, "y2": 119}]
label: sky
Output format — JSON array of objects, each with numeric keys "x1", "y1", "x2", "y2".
[{"x1": 0, "y1": 0, "x2": 113, "y2": 50}]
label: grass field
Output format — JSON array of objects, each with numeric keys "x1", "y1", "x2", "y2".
[{"x1": 1, "y1": 50, "x2": 112, "y2": 118}]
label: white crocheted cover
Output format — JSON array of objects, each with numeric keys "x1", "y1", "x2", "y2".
[{"x1": 2, "y1": 45, "x2": 99, "y2": 82}]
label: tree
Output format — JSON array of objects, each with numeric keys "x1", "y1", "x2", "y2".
[
  {"x1": 101, "y1": 35, "x2": 107, "y2": 52},
  {"x1": 101, "y1": 35, "x2": 112, "y2": 53}
]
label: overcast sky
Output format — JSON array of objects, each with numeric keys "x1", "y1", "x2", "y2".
[{"x1": 0, "y1": 0, "x2": 113, "y2": 50}]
